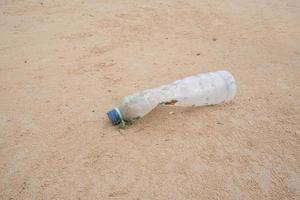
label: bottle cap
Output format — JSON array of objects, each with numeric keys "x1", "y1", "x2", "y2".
[{"x1": 107, "y1": 108, "x2": 122, "y2": 125}]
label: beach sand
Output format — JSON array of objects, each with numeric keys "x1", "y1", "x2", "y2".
[{"x1": 1, "y1": 0, "x2": 299, "y2": 199}]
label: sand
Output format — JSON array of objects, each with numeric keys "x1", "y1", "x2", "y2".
[{"x1": 0, "y1": 0, "x2": 300, "y2": 199}]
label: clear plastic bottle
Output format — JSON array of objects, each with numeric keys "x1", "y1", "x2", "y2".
[{"x1": 107, "y1": 70, "x2": 236, "y2": 125}]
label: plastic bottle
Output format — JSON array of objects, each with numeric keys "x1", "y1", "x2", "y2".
[{"x1": 107, "y1": 70, "x2": 236, "y2": 125}]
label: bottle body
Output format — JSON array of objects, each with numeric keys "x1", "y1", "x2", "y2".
[{"x1": 107, "y1": 70, "x2": 236, "y2": 125}]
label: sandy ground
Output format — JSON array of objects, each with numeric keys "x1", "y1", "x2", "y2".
[{"x1": 0, "y1": 0, "x2": 300, "y2": 199}]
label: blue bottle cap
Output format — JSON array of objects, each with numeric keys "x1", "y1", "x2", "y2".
[{"x1": 107, "y1": 108, "x2": 122, "y2": 125}]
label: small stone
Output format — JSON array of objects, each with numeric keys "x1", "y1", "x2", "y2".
[
  {"x1": 169, "y1": 111, "x2": 174, "y2": 115},
  {"x1": 196, "y1": 53, "x2": 201, "y2": 56},
  {"x1": 212, "y1": 38, "x2": 217, "y2": 41},
  {"x1": 24, "y1": 60, "x2": 27, "y2": 63}
]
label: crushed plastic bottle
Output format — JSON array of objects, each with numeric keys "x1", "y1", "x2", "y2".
[{"x1": 107, "y1": 70, "x2": 236, "y2": 125}]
